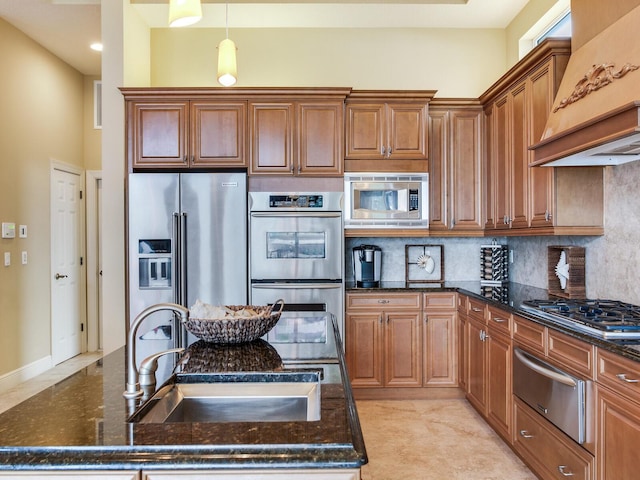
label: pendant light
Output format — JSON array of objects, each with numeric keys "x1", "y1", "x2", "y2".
[
  {"x1": 217, "y1": 3, "x2": 238, "y2": 87},
  {"x1": 169, "y1": 0, "x2": 202, "y2": 28}
]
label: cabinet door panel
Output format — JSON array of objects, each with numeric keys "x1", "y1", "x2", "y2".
[
  {"x1": 385, "y1": 312, "x2": 422, "y2": 387},
  {"x1": 191, "y1": 102, "x2": 246, "y2": 167},
  {"x1": 297, "y1": 102, "x2": 343, "y2": 175},
  {"x1": 466, "y1": 318, "x2": 486, "y2": 411},
  {"x1": 388, "y1": 104, "x2": 427, "y2": 159},
  {"x1": 597, "y1": 385, "x2": 640, "y2": 480},
  {"x1": 423, "y1": 312, "x2": 456, "y2": 386},
  {"x1": 131, "y1": 102, "x2": 188, "y2": 168},
  {"x1": 450, "y1": 109, "x2": 483, "y2": 231},
  {"x1": 250, "y1": 103, "x2": 293, "y2": 173},
  {"x1": 486, "y1": 330, "x2": 512, "y2": 440},
  {"x1": 345, "y1": 312, "x2": 384, "y2": 387},
  {"x1": 345, "y1": 104, "x2": 385, "y2": 159},
  {"x1": 510, "y1": 82, "x2": 529, "y2": 229},
  {"x1": 493, "y1": 94, "x2": 510, "y2": 230},
  {"x1": 428, "y1": 109, "x2": 448, "y2": 230},
  {"x1": 529, "y1": 64, "x2": 555, "y2": 228}
]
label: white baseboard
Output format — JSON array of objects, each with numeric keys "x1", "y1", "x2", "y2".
[{"x1": 0, "y1": 356, "x2": 53, "y2": 392}]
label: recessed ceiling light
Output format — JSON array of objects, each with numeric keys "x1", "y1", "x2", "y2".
[{"x1": 90, "y1": 43, "x2": 103, "y2": 52}]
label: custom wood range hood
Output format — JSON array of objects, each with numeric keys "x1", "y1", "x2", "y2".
[{"x1": 531, "y1": 5, "x2": 640, "y2": 167}]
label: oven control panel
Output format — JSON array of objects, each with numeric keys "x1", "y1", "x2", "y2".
[{"x1": 269, "y1": 195, "x2": 323, "y2": 209}]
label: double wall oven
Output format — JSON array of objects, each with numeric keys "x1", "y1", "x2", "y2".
[{"x1": 249, "y1": 192, "x2": 344, "y2": 350}]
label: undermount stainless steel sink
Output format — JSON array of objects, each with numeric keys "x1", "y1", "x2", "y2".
[{"x1": 128, "y1": 372, "x2": 321, "y2": 423}]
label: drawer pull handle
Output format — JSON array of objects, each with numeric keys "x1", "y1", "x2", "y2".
[
  {"x1": 471, "y1": 307, "x2": 482, "y2": 312},
  {"x1": 378, "y1": 299, "x2": 390, "y2": 304},
  {"x1": 492, "y1": 317, "x2": 506, "y2": 323},
  {"x1": 616, "y1": 373, "x2": 639, "y2": 383},
  {"x1": 519, "y1": 430, "x2": 534, "y2": 439},
  {"x1": 558, "y1": 465, "x2": 574, "y2": 476}
]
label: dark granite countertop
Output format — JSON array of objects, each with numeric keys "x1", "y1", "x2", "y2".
[
  {"x1": 0, "y1": 318, "x2": 367, "y2": 471},
  {"x1": 347, "y1": 281, "x2": 640, "y2": 363}
]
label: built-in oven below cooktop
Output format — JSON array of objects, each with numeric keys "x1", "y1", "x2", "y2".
[{"x1": 520, "y1": 298, "x2": 640, "y2": 340}]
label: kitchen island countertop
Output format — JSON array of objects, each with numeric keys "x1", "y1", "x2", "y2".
[{"x1": 0, "y1": 318, "x2": 367, "y2": 472}]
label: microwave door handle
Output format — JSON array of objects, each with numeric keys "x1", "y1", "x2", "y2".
[{"x1": 514, "y1": 348, "x2": 577, "y2": 387}]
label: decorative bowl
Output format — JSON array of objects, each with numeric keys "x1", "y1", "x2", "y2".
[{"x1": 185, "y1": 299, "x2": 284, "y2": 344}]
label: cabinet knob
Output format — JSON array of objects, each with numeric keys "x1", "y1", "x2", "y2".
[
  {"x1": 387, "y1": 147, "x2": 392, "y2": 158},
  {"x1": 297, "y1": 165, "x2": 301, "y2": 174},
  {"x1": 381, "y1": 146, "x2": 386, "y2": 156},
  {"x1": 557, "y1": 466, "x2": 574, "y2": 477},
  {"x1": 544, "y1": 210, "x2": 552, "y2": 222},
  {"x1": 290, "y1": 165, "x2": 294, "y2": 173},
  {"x1": 519, "y1": 430, "x2": 534, "y2": 439}
]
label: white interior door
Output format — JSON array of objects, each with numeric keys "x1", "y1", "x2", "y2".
[{"x1": 51, "y1": 166, "x2": 83, "y2": 364}]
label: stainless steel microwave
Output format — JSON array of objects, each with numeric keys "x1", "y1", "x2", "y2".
[{"x1": 344, "y1": 173, "x2": 429, "y2": 229}]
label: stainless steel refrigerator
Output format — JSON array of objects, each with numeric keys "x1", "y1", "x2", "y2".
[{"x1": 127, "y1": 172, "x2": 247, "y2": 372}]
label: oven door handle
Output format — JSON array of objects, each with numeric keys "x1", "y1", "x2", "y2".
[
  {"x1": 514, "y1": 348, "x2": 577, "y2": 387},
  {"x1": 252, "y1": 283, "x2": 342, "y2": 289},
  {"x1": 250, "y1": 212, "x2": 342, "y2": 218}
]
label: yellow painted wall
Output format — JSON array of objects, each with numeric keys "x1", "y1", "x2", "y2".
[
  {"x1": 0, "y1": 18, "x2": 85, "y2": 376},
  {"x1": 150, "y1": 27, "x2": 506, "y2": 97}
]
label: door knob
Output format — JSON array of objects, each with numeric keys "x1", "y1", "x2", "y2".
[{"x1": 55, "y1": 273, "x2": 68, "y2": 279}]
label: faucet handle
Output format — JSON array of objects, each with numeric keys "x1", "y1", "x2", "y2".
[{"x1": 138, "y1": 347, "x2": 185, "y2": 390}]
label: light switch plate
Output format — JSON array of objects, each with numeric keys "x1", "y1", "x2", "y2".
[
  {"x1": 2, "y1": 223, "x2": 16, "y2": 239},
  {"x1": 4, "y1": 252, "x2": 10, "y2": 266},
  {"x1": 19, "y1": 225, "x2": 27, "y2": 238}
]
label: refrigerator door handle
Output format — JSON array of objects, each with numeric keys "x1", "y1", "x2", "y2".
[
  {"x1": 179, "y1": 212, "x2": 188, "y2": 307},
  {"x1": 172, "y1": 212, "x2": 181, "y2": 304}
]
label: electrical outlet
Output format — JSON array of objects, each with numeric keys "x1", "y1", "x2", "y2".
[
  {"x1": 509, "y1": 250, "x2": 514, "y2": 264},
  {"x1": 21, "y1": 251, "x2": 27, "y2": 265},
  {"x1": 4, "y1": 252, "x2": 10, "y2": 267}
]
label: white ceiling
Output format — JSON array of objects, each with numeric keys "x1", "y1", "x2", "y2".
[{"x1": 0, "y1": 0, "x2": 530, "y2": 76}]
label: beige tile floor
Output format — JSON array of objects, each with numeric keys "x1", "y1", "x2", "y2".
[
  {"x1": 357, "y1": 399, "x2": 536, "y2": 480},
  {"x1": 1, "y1": 354, "x2": 536, "y2": 480}
]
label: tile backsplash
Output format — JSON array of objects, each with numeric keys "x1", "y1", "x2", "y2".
[{"x1": 345, "y1": 236, "x2": 506, "y2": 283}]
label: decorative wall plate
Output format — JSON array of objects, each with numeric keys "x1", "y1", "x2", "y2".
[{"x1": 405, "y1": 244, "x2": 444, "y2": 284}]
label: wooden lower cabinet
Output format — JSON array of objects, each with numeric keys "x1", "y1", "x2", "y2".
[
  {"x1": 595, "y1": 384, "x2": 640, "y2": 480},
  {"x1": 465, "y1": 306, "x2": 512, "y2": 441},
  {"x1": 514, "y1": 397, "x2": 594, "y2": 480},
  {"x1": 346, "y1": 292, "x2": 458, "y2": 390},
  {"x1": 345, "y1": 292, "x2": 422, "y2": 388},
  {"x1": 485, "y1": 327, "x2": 512, "y2": 440},
  {"x1": 143, "y1": 469, "x2": 360, "y2": 479}
]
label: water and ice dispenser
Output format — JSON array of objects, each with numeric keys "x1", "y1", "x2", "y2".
[{"x1": 138, "y1": 239, "x2": 172, "y2": 289}]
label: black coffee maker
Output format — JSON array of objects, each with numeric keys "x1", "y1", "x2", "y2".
[{"x1": 353, "y1": 245, "x2": 382, "y2": 288}]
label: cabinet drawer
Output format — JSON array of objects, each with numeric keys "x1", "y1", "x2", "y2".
[
  {"x1": 346, "y1": 292, "x2": 421, "y2": 310},
  {"x1": 513, "y1": 315, "x2": 546, "y2": 356},
  {"x1": 513, "y1": 397, "x2": 594, "y2": 480},
  {"x1": 467, "y1": 297, "x2": 486, "y2": 321},
  {"x1": 423, "y1": 292, "x2": 456, "y2": 310},
  {"x1": 596, "y1": 347, "x2": 640, "y2": 401},
  {"x1": 548, "y1": 329, "x2": 595, "y2": 380},
  {"x1": 487, "y1": 304, "x2": 512, "y2": 336}
]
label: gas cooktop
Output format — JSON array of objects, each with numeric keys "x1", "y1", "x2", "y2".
[{"x1": 520, "y1": 298, "x2": 640, "y2": 339}]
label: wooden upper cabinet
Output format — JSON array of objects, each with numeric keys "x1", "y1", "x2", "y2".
[
  {"x1": 249, "y1": 102, "x2": 294, "y2": 174},
  {"x1": 428, "y1": 101, "x2": 483, "y2": 234},
  {"x1": 480, "y1": 39, "x2": 603, "y2": 235},
  {"x1": 128, "y1": 101, "x2": 189, "y2": 168},
  {"x1": 297, "y1": 102, "x2": 344, "y2": 175},
  {"x1": 249, "y1": 98, "x2": 346, "y2": 176},
  {"x1": 126, "y1": 99, "x2": 246, "y2": 170},
  {"x1": 345, "y1": 90, "x2": 436, "y2": 173},
  {"x1": 191, "y1": 102, "x2": 246, "y2": 167}
]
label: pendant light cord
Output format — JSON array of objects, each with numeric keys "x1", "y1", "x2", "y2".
[{"x1": 225, "y1": 3, "x2": 229, "y2": 39}]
